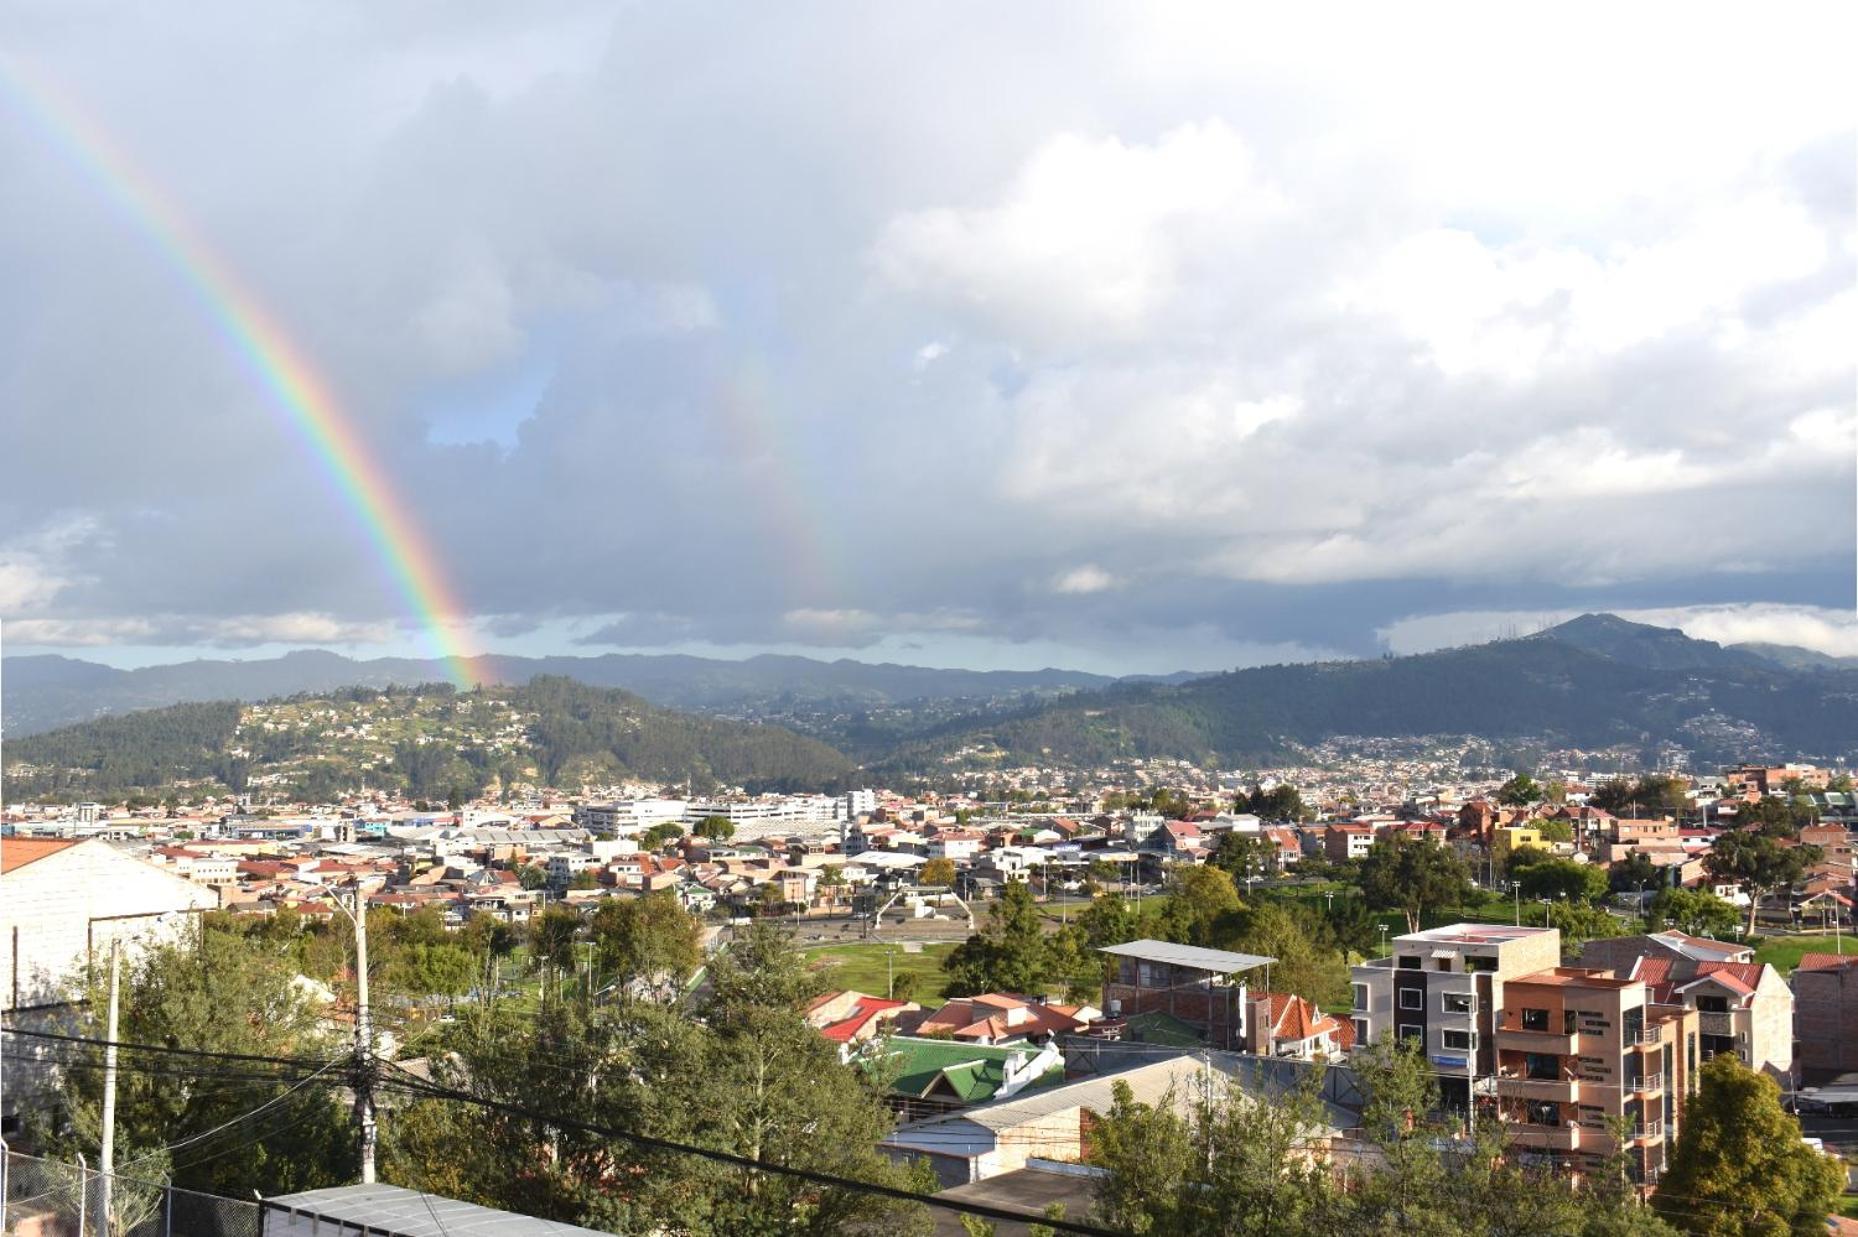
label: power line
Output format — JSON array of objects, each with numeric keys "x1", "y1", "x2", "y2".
[
  {"x1": 377, "y1": 1063, "x2": 1123, "y2": 1236},
  {"x1": 1, "y1": 1024, "x2": 328, "y2": 1068}
]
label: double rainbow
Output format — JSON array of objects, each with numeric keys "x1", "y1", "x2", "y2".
[{"x1": 1, "y1": 54, "x2": 479, "y2": 687}]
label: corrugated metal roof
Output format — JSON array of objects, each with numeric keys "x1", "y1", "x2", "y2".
[
  {"x1": 1099, "y1": 939, "x2": 1274, "y2": 973},
  {"x1": 265, "y1": 1185, "x2": 608, "y2": 1237}
]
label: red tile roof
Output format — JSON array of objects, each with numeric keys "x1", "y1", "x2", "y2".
[
  {"x1": 1795, "y1": 952, "x2": 1858, "y2": 972},
  {"x1": 1, "y1": 838, "x2": 80, "y2": 874}
]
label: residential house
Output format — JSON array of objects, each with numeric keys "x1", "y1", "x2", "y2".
[
  {"x1": 1244, "y1": 992, "x2": 1354, "y2": 1060},
  {"x1": 1324, "y1": 824, "x2": 1375, "y2": 862},
  {"x1": 867, "y1": 1035, "x2": 1065, "y2": 1121},
  {"x1": 914, "y1": 994, "x2": 1098, "y2": 1044},
  {"x1": 1577, "y1": 935, "x2": 1793, "y2": 1080},
  {"x1": 805, "y1": 990, "x2": 919, "y2": 1045},
  {"x1": 1792, "y1": 952, "x2": 1858, "y2": 1080}
]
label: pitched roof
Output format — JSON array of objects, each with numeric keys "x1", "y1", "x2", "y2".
[
  {"x1": 1, "y1": 838, "x2": 80, "y2": 874},
  {"x1": 1794, "y1": 952, "x2": 1858, "y2": 973},
  {"x1": 873, "y1": 1036, "x2": 1063, "y2": 1102}
]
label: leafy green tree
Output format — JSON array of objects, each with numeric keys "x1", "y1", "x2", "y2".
[
  {"x1": 1543, "y1": 901, "x2": 1631, "y2": 951},
  {"x1": 1704, "y1": 831, "x2": 1820, "y2": 937},
  {"x1": 1156, "y1": 864, "x2": 1242, "y2": 948},
  {"x1": 641, "y1": 821, "x2": 686, "y2": 848},
  {"x1": 1648, "y1": 887, "x2": 1740, "y2": 938},
  {"x1": 1508, "y1": 851, "x2": 1610, "y2": 904},
  {"x1": 695, "y1": 815, "x2": 737, "y2": 842},
  {"x1": 1610, "y1": 851, "x2": 1667, "y2": 895},
  {"x1": 1242, "y1": 783, "x2": 1306, "y2": 821},
  {"x1": 528, "y1": 905, "x2": 584, "y2": 1000},
  {"x1": 944, "y1": 881, "x2": 1051, "y2": 996},
  {"x1": 516, "y1": 863, "x2": 549, "y2": 890},
  {"x1": 31, "y1": 920, "x2": 351, "y2": 1203},
  {"x1": 1654, "y1": 1053, "x2": 1844, "y2": 1235},
  {"x1": 1497, "y1": 772, "x2": 1542, "y2": 805},
  {"x1": 1226, "y1": 902, "x2": 1349, "y2": 1008},
  {"x1": 1360, "y1": 833, "x2": 1473, "y2": 933},
  {"x1": 1075, "y1": 891, "x2": 1138, "y2": 951},
  {"x1": 461, "y1": 910, "x2": 520, "y2": 962},
  {"x1": 1535, "y1": 818, "x2": 1575, "y2": 843},
  {"x1": 589, "y1": 890, "x2": 703, "y2": 997},
  {"x1": 1211, "y1": 831, "x2": 1279, "y2": 880}
]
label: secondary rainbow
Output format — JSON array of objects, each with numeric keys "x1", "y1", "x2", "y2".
[{"x1": 0, "y1": 53, "x2": 479, "y2": 686}]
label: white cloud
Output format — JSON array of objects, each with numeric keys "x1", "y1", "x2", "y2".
[
  {"x1": 1052, "y1": 565, "x2": 1118, "y2": 595},
  {"x1": 873, "y1": 121, "x2": 1289, "y2": 345},
  {"x1": 4, "y1": 612, "x2": 400, "y2": 648}
]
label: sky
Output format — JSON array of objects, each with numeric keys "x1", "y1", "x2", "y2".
[{"x1": 0, "y1": 2, "x2": 1853, "y2": 677}]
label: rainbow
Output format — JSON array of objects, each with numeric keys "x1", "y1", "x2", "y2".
[{"x1": 0, "y1": 53, "x2": 479, "y2": 686}]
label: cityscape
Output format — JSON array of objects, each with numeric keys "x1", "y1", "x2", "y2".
[{"x1": 1, "y1": 3, "x2": 1854, "y2": 1235}]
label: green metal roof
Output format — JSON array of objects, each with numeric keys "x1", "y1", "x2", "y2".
[{"x1": 866, "y1": 1035, "x2": 1064, "y2": 1103}]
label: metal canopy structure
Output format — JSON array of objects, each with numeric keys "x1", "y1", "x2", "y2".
[
  {"x1": 1098, "y1": 939, "x2": 1275, "y2": 973},
  {"x1": 263, "y1": 1185, "x2": 611, "y2": 1237}
]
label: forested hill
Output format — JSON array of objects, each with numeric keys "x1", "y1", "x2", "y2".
[
  {"x1": 870, "y1": 616, "x2": 1858, "y2": 772},
  {"x1": 3, "y1": 676, "x2": 854, "y2": 802}
]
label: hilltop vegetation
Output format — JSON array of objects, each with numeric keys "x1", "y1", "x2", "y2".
[{"x1": 3, "y1": 676, "x2": 853, "y2": 802}]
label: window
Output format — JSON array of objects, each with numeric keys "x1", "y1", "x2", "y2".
[
  {"x1": 1399, "y1": 988, "x2": 1423, "y2": 1011},
  {"x1": 1398, "y1": 1024, "x2": 1423, "y2": 1044},
  {"x1": 1397, "y1": 955, "x2": 1422, "y2": 970},
  {"x1": 1434, "y1": 957, "x2": 1451, "y2": 972},
  {"x1": 1521, "y1": 1007, "x2": 1550, "y2": 1032},
  {"x1": 1524, "y1": 1052, "x2": 1560, "y2": 1081},
  {"x1": 1441, "y1": 1029, "x2": 1475, "y2": 1051},
  {"x1": 1464, "y1": 956, "x2": 1496, "y2": 973},
  {"x1": 1353, "y1": 1018, "x2": 1369, "y2": 1045},
  {"x1": 1695, "y1": 995, "x2": 1729, "y2": 1014},
  {"x1": 1441, "y1": 992, "x2": 1474, "y2": 1015},
  {"x1": 1353, "y1": 983, "x2": 1370, "y2": 1011}
]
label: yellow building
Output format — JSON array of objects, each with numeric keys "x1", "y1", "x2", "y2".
[{"x1": 1493, "y1": 824, "x2": 1548, "y2": 867}]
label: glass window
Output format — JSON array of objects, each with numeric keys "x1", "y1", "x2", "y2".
[
  {"x1": 1353, "y1": 983, "x2": 1370, "y2": 1011},
  {"x1": 1524, "y1": 1053, "x2": 1560, "y2": 1081},
  {"x1": 1399, "y1": 988, "x2": 1423, "y2": 1011},
  {"x1": 1397, "y1": 955, "x2": 1422, "y2": 970},
  {"x1": 1521, "y1": 1007, "x2": 1550, "y2": 1032},
  {"x1": 1398, "y1": 1024, "x2": 1423, "y2": 1043},
  {"x1": 1442, "y1": 1029, "x2": 1474, "y2": 1051},
  {"x1": 1353, "y1": 1018, "x2": 1369, "y2": 1045},
  {"x1": 1441, "y1": 992, "x2": 1474, "y2": 1014}
]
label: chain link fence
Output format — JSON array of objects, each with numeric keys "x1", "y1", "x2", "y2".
[{"x1": 3, "y1": 1150, "x2": 259, "y2": 1237}]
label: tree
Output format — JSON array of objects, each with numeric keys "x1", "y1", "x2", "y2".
[
  {"x1": 920, "y1": 857, "x2": 957, "y2": 887},
  {"x1": 1211, "y1": 831, "x2": 1279, "y2": 880},
  {"x1": 1610, "y1": 851, "x2": 1667, "y2": 896},
  {"x1": 1593, "y1": 774, "x2": 1689, "y2": 818},
  {"x1": 1704, "y1": 831, "x2": 1820, "y2": 937},
  {"x1": 1075, "y1": 892, "x2": 1138, "y2": 951},
  {"x1": 1508, "y1": 851, "x2": 1609, "y2": 904},
  {"x1": 1535, "y1": 818, "x2": 1575, "y2": 844},
  {"x1": 1227, "y1": 902, "x2": 1348, "y2": 1009},
  {"x1": 944, "y1": 881, "x2": 1050, "y2": 996},
  {"x1": 694, "y1": 815, "x2": 736, "y2": 842},
  {"x1": 1360, "y1": 833, "x2": 1473, "y2": 933},
  {"x1": 1242, "y1": 783, "x2": 1306, "y2": 822},
  {"x1": 589, "y1": 890, "x2": 702, "y2": 998},
  {"x1": 517, "y1": 863, "x2": 548, "y2": 891},
  {"x1": 1654, "y1": 1054, "x2": 1843, "y2": 1235},
  {"x1": 1497, "y1": 772, "x2": 1542, "y2": 806},
  {"x1": 1648, "y1": 887, "x2": 1740, "y2": 938},
  {"x1": 30, "y1": 920, "x2": 351, "y2": 1203},
  {"x1": 1156, "y1": 865, "x2": 1242, "y2": 948},
  {"x1": 641, "y1": 821, "x2": 685, "y2": 848},
  {"x1": 528, "y1": 905, "x2": 584, "y2": 1000}
]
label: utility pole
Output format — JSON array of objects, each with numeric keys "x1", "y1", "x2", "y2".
[
  {"x1": 349, "y1": 888, "x2": 376, "y2": 1185},
  {"x1": 99, "y1": 940, "x2": 122, "y2": 1237}
]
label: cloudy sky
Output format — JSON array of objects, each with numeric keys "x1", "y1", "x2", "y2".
[{"x1": 0, "y1": 2, "x2": 1852, "y2": 675}]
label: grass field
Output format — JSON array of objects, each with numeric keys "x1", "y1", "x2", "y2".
[
  {"x1": 1753, "y1": 934, "x2": 1854, "y2": 976},
  {"x1": 802, "y1": 941, "x2": 959, "y2": 1003}
]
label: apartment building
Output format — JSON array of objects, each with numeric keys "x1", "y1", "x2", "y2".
[
  {"x1": 1494, "y1": 968, "x2": 1697, "y2": 1184},
  {"x1": 1350, "y1": 924, "x2": 1562, "y2": 1111}
]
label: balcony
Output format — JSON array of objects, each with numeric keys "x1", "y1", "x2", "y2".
[
  {"x1": 1504, "y1": 1123, "x2": 1582, "y2": 1151},
  {"x1": 1496, "y1": 1075, "x2": 1579, "y2": 1103},
  {"x1": 1628, "y1": 1073, "x2": 1664, "y2": 1095},
  {"x1": 1698, "y1": 1011, "x2": 1736, "y2": 1038},
  {"x1": 1634, "y1": 1118, "x2": 1665, "y2": 1141},
  {"x1": 1498, "y1": 1029, "x2": 1579, "y2": 1055},
  {"x1": 1623, "y1": 1027, "x2": 1661, "y2": 1048}
]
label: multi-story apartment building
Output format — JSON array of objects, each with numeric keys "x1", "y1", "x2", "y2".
[
  {"x1": 1493, "y1": 968, "x2": 1697, "y2": 1184},
  {"x1": 1350, "y1": 924, "x2": 1562, "y2": 1111}
]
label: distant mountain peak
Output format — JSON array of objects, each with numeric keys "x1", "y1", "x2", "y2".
[{"x1": 1532, "y1": 612, "x2": 1769, "y2": 673}]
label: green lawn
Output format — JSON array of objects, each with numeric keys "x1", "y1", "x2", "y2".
[
  {"x1": 1753, "y1": 934, "x2": 1854, "y2": 976},
  {"x1": 802, "y1": 941, "x2": 959, "y2": 1004}
]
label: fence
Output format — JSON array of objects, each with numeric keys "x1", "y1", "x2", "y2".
[{"x1": 3, "y1": 1150, "x2": 259, "y2": 1237}]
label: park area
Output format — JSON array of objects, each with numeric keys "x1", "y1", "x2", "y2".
[{"x1": 802, "y1": 940, "x2": 959, "y2": 1003}]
